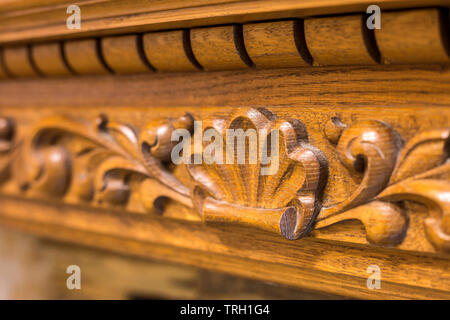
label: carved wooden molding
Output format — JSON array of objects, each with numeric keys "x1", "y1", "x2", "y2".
[
  {"x1": 1, "y1": 108, "x2": 449, "y2": 252},
  {"x1": 0, "y1": 1, "x2": 446, "y2": 45},
  {"x1": 0, "y1": 8, "x2": 448, "y2": 79}
]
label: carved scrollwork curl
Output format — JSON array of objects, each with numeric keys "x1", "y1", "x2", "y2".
[
  {"x1": 318, "y1": 118, "x2": 450, "y2": 251},
  {"x1": 0, "y1": 111, "x2": 449, "y2": 251},
  {"x1": 7, "y1": 114, "x2": 193, "y2": 211},
  {"x1": 320, "y1": 120, "x2": 401, "y2": 217}
]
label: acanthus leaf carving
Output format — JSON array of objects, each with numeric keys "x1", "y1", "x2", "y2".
[
  {"x1": 0, "y1": 110, "x2": 449, "y2": 253},
  {"x1": 317, "y1": 118, "x2": 450, "y2": 251}
]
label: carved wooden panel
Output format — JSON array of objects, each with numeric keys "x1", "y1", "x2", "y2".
[
  {"x1": 0, "y1": 0, "x2": 449, "y2": 300},
  {"x1": 1, "y1": 105, "x2": 449, "y2": 254}
]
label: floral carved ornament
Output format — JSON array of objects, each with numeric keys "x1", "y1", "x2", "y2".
[{"x1": 0, "y1": 108, "x2": 449, "y2": 252}]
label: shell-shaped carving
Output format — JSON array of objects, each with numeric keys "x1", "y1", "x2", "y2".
[{"x1": 186, "y1": 108, "x2": 325, "y2": 210}]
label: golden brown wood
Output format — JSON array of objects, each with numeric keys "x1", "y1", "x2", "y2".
[
  {"x1": 0, "y1": 0, "x2": 73, "y2": 13},
  {"x1": 0, "y1": 227, "x2": 336, "y2": 299},
  {"x1": 2, "y1": 45, "x2": 39, "y2": 77},
  {"x1": 0, "y1": 48, "x2": 8, "y2": 78},
  {"x1": 63, "y1": 39, "x2": 110, "y2": 75},
  {"x1": 190, "y1": 25, "x2": 251, "y2": 71},
  {"x1": 0, "y1": 8, "x2": 448, "y2": 78},
  {"x1": 0, "y1": 1, "x2": 449, "y2": 301},
  {"x1": 0, "y1": 108, "x2": 324, "y2": 240},
  {"x1": 305, "y1": 15, "x2": 378, "y2": 65},
  {"x1": 0, "y1": 0, "x2": 448, "y2": 45},
  {"x1": 31, "y1": 42, "x2": 72, "y2": 76},
  {"x1": 101, "y1": 35, "x2": 151, "y2": 74},
  {"x1": 305, "y1": 14, "x2": 378, "y2": 66},
  {"x1": 143, "y1": 30, "x2": 200, "y2": 72},
  {"x1": 375, "y1": 8, "x2": 450, "y2": 64},
  {"x1": 0, "y1": 94, "x2": 449, "y2": 253},
  {"x1": 0, "y1": 65, "x2": 448, "y2": 109},
  {"x1": 0, "y1": 200, "x2": 449, "y2": 300},
  {"x1": 243, "y1": 20, "x2": 311, "y2": 68},
  {"x1": 316, "y1": 121, "x2": 450, "y2": 250}
]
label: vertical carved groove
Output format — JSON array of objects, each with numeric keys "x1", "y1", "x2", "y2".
[
  {"x1": 0, "y1": 47, "x2": 12, "y2": 78},
  {"x1": 439, "y1": 8, "x2": 450, "y2": 58},
  {"x1": 304, "y1": 14, "x2": 378, "y2": 66},
  {"x1": 95, "y1": 38, "x2": 114, "y2": 74},
  {"x1": 233, "y1": 24, "x2": 255, "y2": 68},
  {"x1": 26, "y1": 44, "x2": 44, "y2": 77},
  {"x1": 293, "y1": 19, "x2": 313, "y2": 66},
  {"x1": 59, "y1": 41, "x2": 77, "y2": 75},
  {"x1": 361, "y1": 13, "x2": 381, "y2": 64},
  {"x1": 182, "y1": 29, "x2": 203, "y2": 70},
  {"x1": 136, "y1": 33, "x2": 156, "y2": 72},
  {"x1": 2, "y1": 46, "x2": 39, "y2": 77}
]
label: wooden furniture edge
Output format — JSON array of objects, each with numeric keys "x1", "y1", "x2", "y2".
[
  {"x1": 1, "y1": 7, "x2": 449, "y2": 78},
  {"x1": 0, "y1": 196, "x2": 448, "y2": 300},
  {"x1": 0, "y1": 0, "x2": 448, "y2": 44}
]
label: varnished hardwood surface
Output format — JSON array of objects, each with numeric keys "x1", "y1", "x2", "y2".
[
  {"x1": 1, "y1": 8, "x2": 448, "y2": 77},
  {"x1": 0, "y1": 65, "x2": 449, "y2": 108},
  {"x1": 0, "y1": 206, "x2": 448, "y2": 300},
  {"x1": 0, "y1": 59, "x2": 449, "y2": 300},
  {"x1": 0, "y1": 226, "x2": 346, "y2": 299},
  {"x1": 0, "y1": 0, "x2": 449, "y2": 300},
  {"x1": 0, "y1": 0, "x2": 447, "y2": 44}
]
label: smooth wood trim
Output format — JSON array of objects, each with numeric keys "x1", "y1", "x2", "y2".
[
  {"x1": 376, "y1": 8, "x2": 450, "y2": 64},
  {"x1": 31, "y1": 42, "x2": 72, "y2": 76},
  {"x1": 63, "y1": 38, "x2": 110, "y2": 75},
  {"x1": 0, "y1": 195, "x2": 448, "y2": 300},
  {"x1": 2, "y1": 45, "x2": 39, "y2": 77},
  {"x1": 305, "y1": 14, "x2": 379, "y2": 66},
  {"x1": 101, "y1": 34, "x2": 152, "y2": 74}
]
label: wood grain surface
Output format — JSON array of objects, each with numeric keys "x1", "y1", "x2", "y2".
[
  {"x1": 0, "y1": 64, "x2": 449, "y2": 255},
  {"x1": 0, "y1": 0, "x2": 448, "y2": 44},
  {"x1": 0, "y1": 0, "x2": 449, "y2": 300},
  {"x1": 2, "y1": 45, "x2": 38, "y2": 77},
  {"x1": 0, "y1": 203, "x2": 448, "y2": 300},
  {"x1": 0, "y1": 48, "x2": 8, "y2": 78},
  {"x1": 375, "y1": 8, "x2": 450, "y2": 64},
  {"x1": 0, "y1": 226, "x2": 341, "y2": 299},
  {"x1": 143, "y1": 30, "x2": 200, "y2": 72},
  {"x1": 101, "y1": 34, "x2": 152, "y2": 74},
  {"x1": 0, "y1": 65, "x2": 448, "y2": 108},
  {"x1": 190, "y1": 25, "x2": 251, "y2": 71},
  {"x1": 243, "y1": 20, "x2": 311, "y2": 68},
  {"x1": 64, "y1": 39, "x2": 110, "y2": 75},
  {"x1": 0, "y1": 7, "x2": 447, "y2": 78},
  {"x1": 305, "y1": 14, "x2": 378, "y2": 66},
  {"x1": 31, "y1": 42, "x2": 72, "y2": 76}
]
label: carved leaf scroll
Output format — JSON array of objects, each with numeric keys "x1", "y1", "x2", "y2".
[
  {"x1": 0, "y1": 110, "x2": 449, "y2": 253},
  {"x1": 317, "y1": 118, "x2": 450, "y2": 251},
  {"x1": 0, "y1": 109, "x2": 328, "y2": 241}
]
